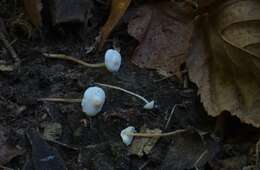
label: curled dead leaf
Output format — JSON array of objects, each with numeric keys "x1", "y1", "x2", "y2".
[{"x1": 187, "y1": 0, "x2": 260, "y2": 127}]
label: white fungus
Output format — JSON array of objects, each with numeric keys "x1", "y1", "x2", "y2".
[
  {"x1": 143, "y1": 100, "x2": 155, "y2": 110},
  {"x1": 120, "y1": 126, "x2": 136, "y2": 146},
  {"x1": 104, "y1": 49, "x2": 122, "y2": 72},
  {"x1": 44, "y1": 48, "x2": 122, "y2": 72},
  {"x1": 81, "y1": 86, "x2": 105, "y2": 117}
]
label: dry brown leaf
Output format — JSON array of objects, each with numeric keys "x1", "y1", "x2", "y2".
[
  {"x1": 128, "y1": 1, "x2": 194, "y2": 77},
  {"x1": 99, "y1": 0, "x2": 131, "y2": 50},
  {"x1": 23, "y1": 0, "x2": 42, "y2": 27},
  {"x1": 187, "y1": 0, "x2": 260, "y2": 127}
]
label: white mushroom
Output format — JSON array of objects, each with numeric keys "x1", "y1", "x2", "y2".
[
  {"x1": 120, "y1": 126, "x2": 188, "y2": 146},
  {"x1": 120, "y1": 126, "x2": 136, "y2": 146},
  {"x1": 81, "y1": 86, "x2": 106, "y2": 117},
  {"x1": 44, "y1": 49, "x2": 122, "y2": 72},
  {"x1": 96, "y1": 83, "x2": 155, "y2": 110},
  {"x1": 38, "y1": 86, "x2": 105, "y2": 117},
  {"x1": 104, "y1": 49, "x2": 122, "y2": 72}
]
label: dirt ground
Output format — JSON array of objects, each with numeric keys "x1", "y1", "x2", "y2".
[{"x1": 0, "y1": 0, "x2": 260, "y2": 170}]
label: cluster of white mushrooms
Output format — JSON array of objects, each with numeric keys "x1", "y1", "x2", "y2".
[
  {"x1": 42, "y1": 49, "x2": 186, "y2": 146},
  {"x1": 41, "y1": 49, "x2": 187, "y2": 145},
  {"x1": 41, "y1": 49, "x2": 159, "y2": 146}
]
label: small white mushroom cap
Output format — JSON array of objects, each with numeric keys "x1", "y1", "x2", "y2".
[
  {"x1": 143, "y1": 100, "x2": 155, "y2": 110},
  {"x1": 81, "y1": 86, "x2": 105, "y2": 117},
  {"x1": 104, "y1": 49, "x2": 122, "y2": 72},
  {"x1": 120, "y1": 126, "x2": 136, "y2": 146}
]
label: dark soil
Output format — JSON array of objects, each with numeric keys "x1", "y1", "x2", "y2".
[{"x1": 0, "y1": 1, "x2": 260, "y2": 170}]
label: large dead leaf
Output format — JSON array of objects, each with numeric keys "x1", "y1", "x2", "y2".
[
  {"x1": 187, "y1": 0, "x2": 260, "y2": 127},
  {"x1": 128, "y1": 1, "x2": 194, "y2": 77}
]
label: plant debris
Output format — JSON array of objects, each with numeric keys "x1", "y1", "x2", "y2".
[{"x1": 130, "y1": 125, "x2": 161, "y2": 157}]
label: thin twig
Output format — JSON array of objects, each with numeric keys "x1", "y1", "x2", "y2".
[
  {"x1": 139, "y1": 160, "x2": 151, "y2": 170},
  {"x1": 0, "y1": 32, "x2": 20, "y2": 71},
  {"x1": 154, "y1": 75, "x2": 174, "y2": 82},
  {"x1": 193, "y1": 150, "x2": 208, "y2": 169},
  {"x1": 165, "y1": 104, "x2": 185, "y2": 130},
  {"x1": 38, "y1": 98, "x2": 81, "y2": 103},
  {"x1": 43, "y1": 53, "x2": 105, "y2": 68},
  {"x1": 44, "y1": 138, "x2": 79, "y2": 151}
]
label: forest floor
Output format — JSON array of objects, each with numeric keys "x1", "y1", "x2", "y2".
[{"x1": 0, "y1": 0, "x2": 260, "y2": 170}]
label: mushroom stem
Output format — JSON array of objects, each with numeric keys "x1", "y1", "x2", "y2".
[
  {"x1": 43, "y1": 53, "x2": 105, "y2": 68},
  {"x1": 38, "y1": 98, "x2": 81, "y2": 103},
  {"x1": 127, "y1": 129, "x2": 187, "y2": 138},
  {"x1": 96, "y1": 83, "x2": 151, "y2": 104}
]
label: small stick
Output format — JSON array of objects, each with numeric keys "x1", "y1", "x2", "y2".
[
  {"x1": 43, "y1": 53, "x2": 105, "y2": 68},
  {"x1": 165, "y1": 104, "x2": 186, "y2": 130},
  {"x1": 194, "y1": 150, "x2": 208, "y2": 168},
  {"x1": 38, "y1": 98, "x2": 81, "y2": 103},
  {"x1": 154, "y1": 75, "x2": 174, "y2": 82},
  {"x1": 127, "y1": 129, "x2": 187, "y2": 138},
  {"x1": 44, "y1": 138, "x2": 79, "y2": 151},
  {"x1": 139, "y1": 160, "x2": 151, "y2": 170}
]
